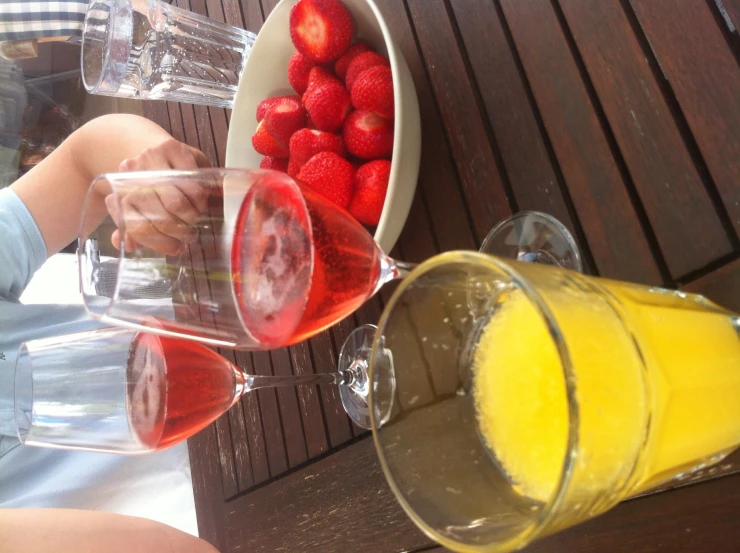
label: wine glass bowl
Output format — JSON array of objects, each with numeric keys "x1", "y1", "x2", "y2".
[
  {"x1": 78, "y1": 168, "x2": 314, "y2": 349},
  {"x1": 224, "y1": 0, "x2": 421, "y2": 254}
]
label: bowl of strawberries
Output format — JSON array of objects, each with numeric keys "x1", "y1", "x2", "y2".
[{"x1": 225, "y1": 0, "x2": 421, "y2": 253}]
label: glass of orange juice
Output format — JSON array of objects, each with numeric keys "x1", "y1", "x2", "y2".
[{"x1": 369, "y1": 251, "x2": 740, "y2": 552}]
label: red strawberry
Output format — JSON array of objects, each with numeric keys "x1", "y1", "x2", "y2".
[
  {"x1": 334, "y1": 41, "x2": 374, "y2": 80},
  {"x1": 349, "y1": 160, "x2": 390, "y2": 226},
  {"x1": 260, "y1": 156, "x2": 289, "y2": 172},
  {"x1": 264, "y1": 97, "x2": 307, "y2": 146},
  {"x1": 289, "y1": 128, "x2": 345, "y2": 177},
  {"x1": 256, "y1": 94, "x2": 301, "y2": 122},
  {"x1": 307, "y1": 66, "x2": 336, "y2": 89},
  {"x1": 351, "y1": 65, "x2": 394, "y2": 119},
  {"x1": 252, "y1": 120, "x2": 289, "y2": 158},
  {"x1": 297, "y1": 151, "x2": 355, "y2": 209},
  {"x1": 303, "y1": 70, "x2": 351, "y2": 132},
  {"x1": 288, "y1": 51, "x2": 318, "y2": 94},
  {"x1": 345, "y1": 51, "x2": 390, "y2": 91},
  {"x1": 343, "y1": 110, "x2": 394, "y2": 159},
  {"x1": 289, "y1": 0, "x2": 354, "y2": 63}
]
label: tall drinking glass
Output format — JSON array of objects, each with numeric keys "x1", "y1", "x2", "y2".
[
  {"x1": 81, "y1": 0, "x2": 256, "y2": 107},
  {"x1": 369, "y1": 251, "x2": 740, "y2": 552}
]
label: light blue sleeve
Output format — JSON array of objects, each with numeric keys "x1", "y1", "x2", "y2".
[{"x1": 0, "y1": 188, "x2": 48, "y2": 303}]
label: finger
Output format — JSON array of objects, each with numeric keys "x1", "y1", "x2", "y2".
[
  {"x1": 162, "y1": 141, "x2": 211, "y2": 170},
  {"x1": 119, "y1": 148, "x2": 172, "y2": 172},
  {"x1": 122, "y1": 186, "x2": 187, "y2": 237},
  {"x1": 121, "y1": 200, "x2": 183, "y2": 256},
  {"x1": 126, "y1": 188, "x2": 191, "y2": 240},
  {"x1": 105, "y1": 193, "x2": 123, "y2": 228},
  {"x1": 153, "y1": 185, "x2": 201, "y2": 225},
  {"x1": 110, "y1": 229, "x2": 141, "y2": 252},
  {"x1": 167, "y1": 179, "x2": 210, "y2": 215}
]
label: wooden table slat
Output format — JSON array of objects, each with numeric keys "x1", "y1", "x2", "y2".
[
  {"x1": 289, "y1": 341, "x2": 331, "y2": 458},
  {"x1": 235, "y1": 350, "x2": 272, "y2": 486},
  {"x1": 447, "y1": 0, "x2": 591, "y2": 265},
  {"x1": 269, "y1": 348, "x2": 311, "y2": 468},
  {"x1": 683, "y1": 256, "x2": 740, "y2": 312},
  {"x1": 403, "y1": 0, "x2": 512, "y2": 244},
  {"x1": 498, "y1": 0, "x2": 665, "y2": 285},
  {"x1": 557, "y1": 0, "x2": 734, "y2": 278},
  {"x1": 628, "y1": 0, "x2": 740, "y2": 238},
  {"x1": 309, "y1": 331, "x2": 354, "y2": 447},
  {"x1": 377, "y1": 2, "x2": 478, "y2": 255},
  {"x1": 251, "y1": 351, "x2": 290, "y2": 477}
]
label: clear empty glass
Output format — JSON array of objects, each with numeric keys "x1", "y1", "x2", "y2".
[
  {"x1": 78, "y1": 168, "x2": 314, "y2": 349},
  {"x1": 81, "y1": 0, "x2": 256, "y2": 107}
]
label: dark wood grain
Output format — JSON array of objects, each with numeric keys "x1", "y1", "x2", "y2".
[
  {"x1": 372, "y1": 0, "x2": 478, "y2": 253},
  {"x1": 558, "y1": 0, "x2": 733, "y2": 278},
  {"x1": 187, "y1": 425, "x2": 228, "y2": 551},
  {"x1": 447, "y1": 0, "x2": 587, "y2": 257},
  {"x1": 309, "y1": 331, "x2": 354, "y2": 447},
  {"x1": 718, "y1": 0, "x2": 740, "y2": 36},
  {"x1": 498, "y1": 0, "x2": 664, "y2": 285},
  {"x1": 251, "y1": 351, "x2": 289, "y2": 477},
  {"x1": 683, "y1": 256, "x2": 740, "y2": 312},
  {"x1": 269, "y1": 348, "x2": 310, "y2": 467},
  {"x1": 402, "y1": 0, "x2": 512, "y2": 244},
  {"x1": 223, "y1": 437, "x2": 430, "y2": 553},
  {"x1": 629, "y1": 0, "x2": 740, "y2": 238},
  {"x1": 234, "y1": 350, "x2": 271, "y2": 486},
  {"x1": 289, "y1": 341, "x2": 331, "y2": 458}
]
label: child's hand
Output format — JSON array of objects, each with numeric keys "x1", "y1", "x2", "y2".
[{"x1": 109, "y1": 139, "x2": 213, "y2": 255}]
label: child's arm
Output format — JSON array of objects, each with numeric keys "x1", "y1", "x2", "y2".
[{"x1": 10, "y1": 114, "x2": 210, "y2": 257}]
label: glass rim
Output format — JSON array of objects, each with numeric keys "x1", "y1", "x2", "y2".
[
  {"x1": 81, "y1": 0, "x2": 130, "y2": 94},
  {"x1": 480, "y1": 210, "x2": 583, "y2": 273},
  {"x1": 14, "y1": 342, "x2": 32, "y2": 445},
  {"x1": 368, "y1": 250, "x2": 580, "y2": 552},
  {"x1": 77, "y1": 167, "x2": 314, "y2": 349}
]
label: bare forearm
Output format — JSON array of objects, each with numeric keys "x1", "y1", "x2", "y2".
[
  {"x1": 0, "y1": 508, "x2": 219, "y2": 553},
  {"x1": 11, "y1": 114, "x2": 174, "y2": 256}
]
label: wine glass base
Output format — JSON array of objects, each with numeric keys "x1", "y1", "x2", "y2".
[
  {"x1": 338, "y1": 325, "x2": 377, "y2": 430},
  {"x1": 480, "y1": 211, "x2": 583, "y2": 272}
]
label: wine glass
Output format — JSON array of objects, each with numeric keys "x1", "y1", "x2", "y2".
[
  {"x1": 79, "y1": 168, "x2": 316, "y2": 350},
  {"x1": 14, "y1": 327, "x2": 381, "y2": 453},
  {"x1": 366, "y1": 251, "x2": 740, "y2": 552},
  {"x1": 78, "y1": 169, "x2": 415, "y2": 351}
]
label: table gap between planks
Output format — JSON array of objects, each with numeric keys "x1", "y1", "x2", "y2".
[{"x1": 141, "y1": 0, "x2": 740, "y2": 550}]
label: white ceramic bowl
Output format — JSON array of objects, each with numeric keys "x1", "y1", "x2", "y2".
[{"x1": 225, "y1": 0, "x2": 421, "y2": 253}]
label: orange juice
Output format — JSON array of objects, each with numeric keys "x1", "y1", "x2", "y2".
[{"x1": 473, "y1": 272, "x2": 740, "y2": 508}]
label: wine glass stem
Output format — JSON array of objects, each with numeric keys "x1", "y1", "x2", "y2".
[
  {"x1": 243, "y1": 372, "x2": 341, "y2": 392},
  {"x1": 374, "y1": 255, "x2": 417, "y2": 295}
]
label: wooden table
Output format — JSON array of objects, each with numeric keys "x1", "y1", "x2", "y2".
[{"x1": 143, "y1": 0, "x2": 740, "y2": 551}]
